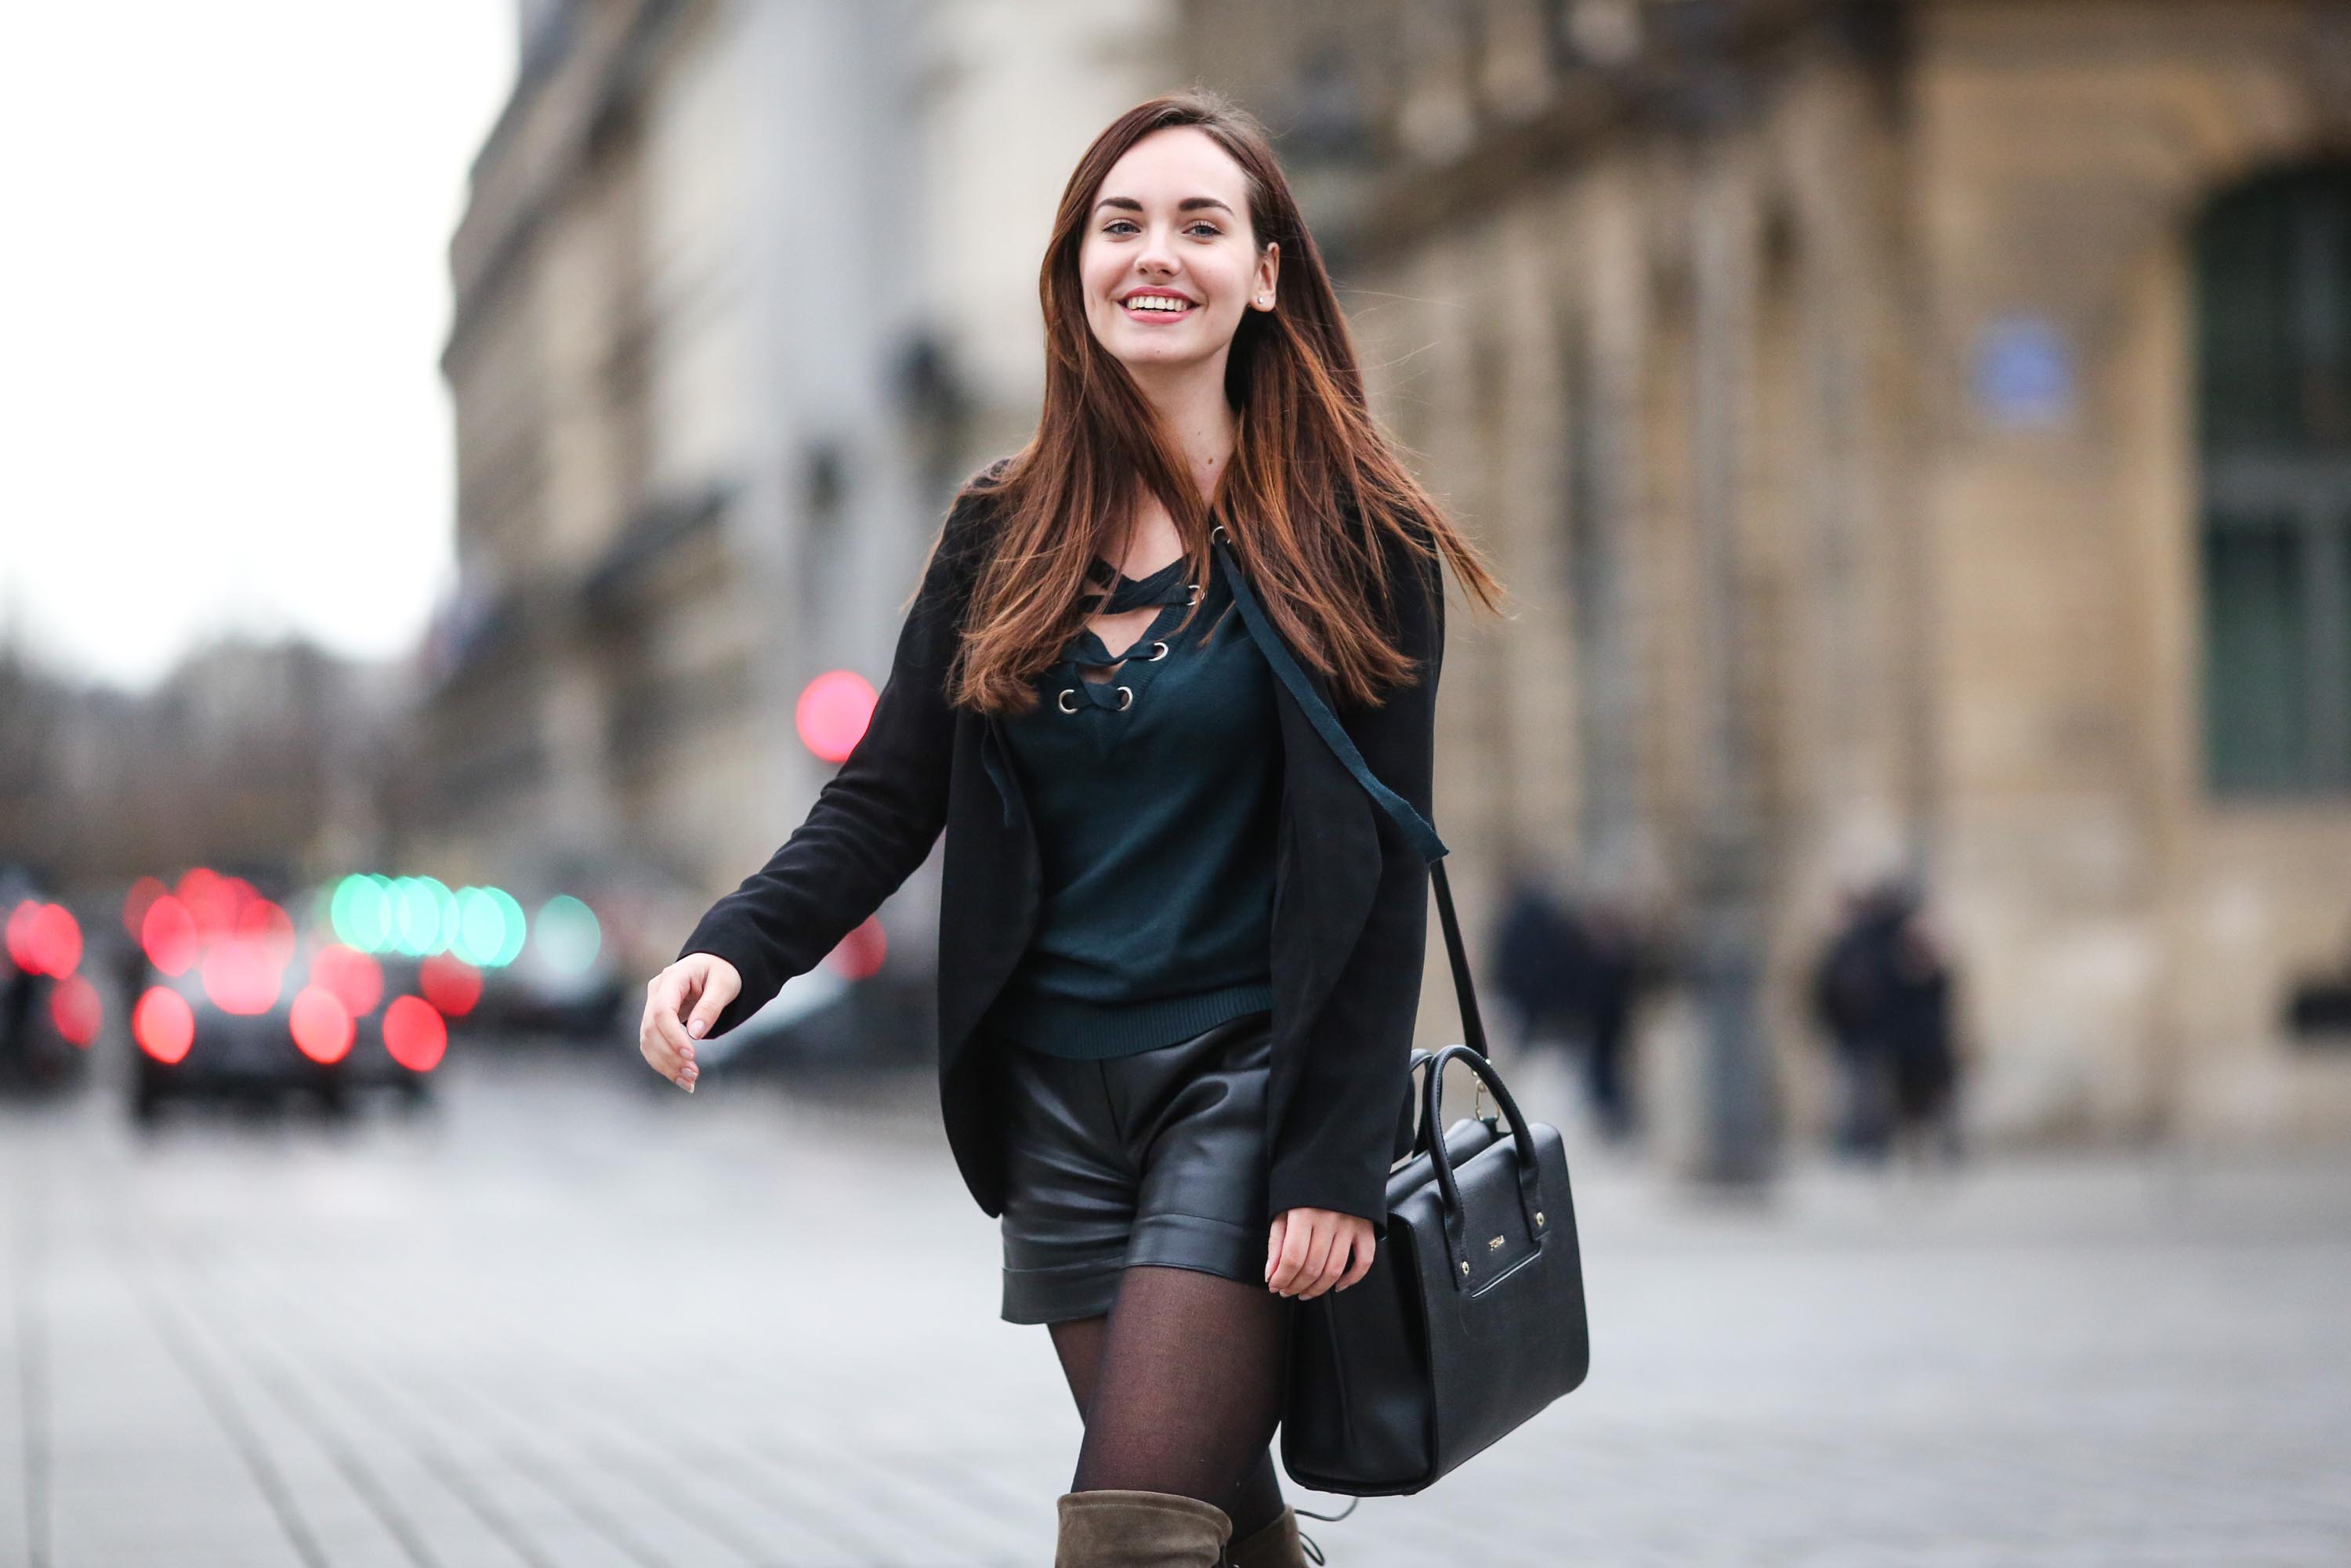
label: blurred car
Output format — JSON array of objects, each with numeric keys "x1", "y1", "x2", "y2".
[
  {"x1": 125, "y1": 869, "x2": 451, "y2": 1124},
  {"x1": 462, "y1": 885, "x2": 629, "y2": 1041},
  {"x1": 2, "y1": 864, "x2": 102, "y2": 1092},
  {"x1": 673, "y1": 913, "x2": 933, "y2": 1081}
]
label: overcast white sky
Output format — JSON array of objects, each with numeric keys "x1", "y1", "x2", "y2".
[{"x1": 0, "y1": 5, "x2": 516, "y2": 694}]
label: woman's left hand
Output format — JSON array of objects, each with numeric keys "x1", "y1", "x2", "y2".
[{"x1": 1266, "y1": 1207, "x2": 1375, "y2": 1298}]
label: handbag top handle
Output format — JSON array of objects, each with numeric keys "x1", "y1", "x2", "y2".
[{"x1": 1209, "y1": 523, "x2": 1491, "y2": 1061}]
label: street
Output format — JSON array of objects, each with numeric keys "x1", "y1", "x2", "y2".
[{"x1": 3, "y1": 1041, "x2": 2346, "y2": 1567}]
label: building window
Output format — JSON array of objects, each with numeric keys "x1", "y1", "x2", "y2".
[{"x1": 2195, "y1": 165, "x2": 2351, "y2": 795}]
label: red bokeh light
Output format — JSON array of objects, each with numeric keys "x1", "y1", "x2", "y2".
[
  {"x1": 237, "y1": 899, "x2": 297, "y2": 969},
  {"x1": 201, "y1": 940, "x2": 284, "y2": 1016},
  {"x1": 822, "y1": 914, "x2": 889, "y2": 982},
  {"x1": 795, "y1": 669, "x2": 878, "y2": 763},
  {"x1": 50, "y1": 973, "x2": 102, "y2": 1046},
  {"x1": 418, "y1": 953, "x2": 482, "y2": 1016},
  {"x1": 33, "y1": 904, "x2": 82, "y2": 977},
  {"x1": 381, "y1": 995, "x2": 447, "y2": 1073},
  {"x1": 134, "y1": 987, "x2": 196, "y2": 1065},
  {"x1": 309, "y1": 944, "x2": 383, "y2": 1016},
  {"x1": 176, "y1": 867, "x2": 257, "y2": 948},
  {"x1": 121, "y1": 876, "x2": 168, "y2": 941},
  {"x1": 289, "y1": 986, "x2": 355, "y2": 1065},
  {"x1": 5, "y1": 900, "x2": 37, "y2": 972},
  {"x1": 141, "y1": 895, "x2": 200, "y2": 976},
  {"x1": 7, "y1": 902, "x2": 82, "y2": 978}
]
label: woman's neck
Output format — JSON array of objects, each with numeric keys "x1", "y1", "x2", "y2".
[{"x1": 1132, "y1": 365, "x2": 1237, "y2": 506}]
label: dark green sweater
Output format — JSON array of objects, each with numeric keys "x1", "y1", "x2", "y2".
[{"x1": 978, "y1": 552, "x2": 1281, "y2": 1057}]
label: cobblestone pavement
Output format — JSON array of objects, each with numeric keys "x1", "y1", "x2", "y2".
[{"x1": 3, "y1": 1039, "x2": 2346, "y2": 1567}]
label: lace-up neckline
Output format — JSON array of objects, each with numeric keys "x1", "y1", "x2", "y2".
[{"x1": 1049, "y1": 554, "x2": 1201, "y2": 715}]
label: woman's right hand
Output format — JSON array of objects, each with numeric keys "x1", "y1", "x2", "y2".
[{"x1": 640, "y1": 952, "x2": 741, "y2": 1092}]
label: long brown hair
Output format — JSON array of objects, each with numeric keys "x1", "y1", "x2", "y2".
[{"x1": 943, "y1": 87, "x2": 1505, "y2": 717}]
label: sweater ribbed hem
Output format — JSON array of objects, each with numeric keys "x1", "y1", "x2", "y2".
[{"x1": 987, "y1": 982, "x2": 1275, "y2": 1059}]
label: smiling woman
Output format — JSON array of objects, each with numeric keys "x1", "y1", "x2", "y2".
[
  {"x1": 643, "y1": 85, "x2": 1504, "y2": 1568},
  {"x1": 1090, "y1": 188, "x2": 1266, "y2": 336}
]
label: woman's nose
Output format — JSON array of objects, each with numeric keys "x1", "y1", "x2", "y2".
[{"x1": 1134, "y1": 229, "x2": 1180, "y2": 275}]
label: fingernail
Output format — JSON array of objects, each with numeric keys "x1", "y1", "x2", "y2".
[
  {"x1": 688, "y1": 1019, "x2": 705, "y2": 1038},
  {"x1": 681, "y1": 1077, "x2": 694, "y2": 1093}
]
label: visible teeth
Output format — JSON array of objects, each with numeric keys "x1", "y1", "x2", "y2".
[{"x1": 1128, "y1": 296, "x2": 1190, "y2": 312}]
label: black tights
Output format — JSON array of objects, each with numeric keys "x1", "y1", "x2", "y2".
[{"x1": 1047, "y1": 1263, "x2": 1290, "y2": 1537}]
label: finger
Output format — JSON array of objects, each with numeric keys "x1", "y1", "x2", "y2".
[
  {"x1": 686, "y1": 961, "x2": 738, "y2": 1041},
  {"x1": 1298, "y1": 1251, "x2": 1354, "y2": 1298},
  {"x1": 1335, "y1": 1233, "x2": 1375, "y2": 1290},
  {"x1": 643, "y1": 973, "x2": 699, "y2": 1091},
  {"x1": 1302, "y1": 1233, "x2": 1353, "y2": 1299},
  {"x1": 1264, "y1": 1213, "x2": 1288, "y2": 1284},
  {"x1": 1293, "y1": 1223, "x2": 1340, "y2": 1298},
  {"x1": 639, "y1": 1023, "x2": 689, "y2": 1088},
  {"x1": 638, "y1": 989, "x2": 679, "y2": 1075},
  {"x1": 647, "y1": 972, "x2": 697, "y2": 1059},
  {"x1": 1271, "y1": 1215, "x2": 1320, "y2": 1295}
]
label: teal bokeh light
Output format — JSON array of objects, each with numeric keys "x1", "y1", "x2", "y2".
[
  {"x1": 453, "y1": 886, "x2": 508, "y2": 967},
  {"x1": 534, "y1": 895, "x2": 601, "y2": 976},
  {"x1": 488, "y1": 887, "x2": 527, "y2": 967},
  {"x1": 331, "y1": 875, "x2": 393, "y2": 953},
  {"x1": 392, "y1": 876, "x2": 457, "y2": 956}
]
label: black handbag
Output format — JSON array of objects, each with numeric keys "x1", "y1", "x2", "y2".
[{"x1": 1212, "y1": 523, "x2": 1592, "y2": 1497}]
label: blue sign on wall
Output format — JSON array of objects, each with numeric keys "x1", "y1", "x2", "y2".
[{"x1": 1974, "y1": 315, "x2": 2075, "y2": 429}]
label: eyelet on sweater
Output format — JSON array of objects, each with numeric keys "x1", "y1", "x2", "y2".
[
  {"x1": 1114, "y1": 685, "x2": 1133, "y2": 710},
  {"x1": 1186, "y1": 582, "x2": 1201, "y2": 606},
  {"x1": 1057, "y1": 687, "x2": 1079, "y2": 713},
  {"x1": 1147, "y1": 640, "x2": 1169, "y2": 661},
  {"x1": 1209, "y1": 523, "x2": 1229, "y2": 544}
]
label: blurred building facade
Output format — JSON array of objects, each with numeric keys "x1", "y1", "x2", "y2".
[
  {"x1": 1183, "y1": 0, "x2": 2351, "y2": 1150},
  {"x1": 426, "y1": 0, "x2": 1178, "y2": 975},
  {"x1": 432, "y1": 0, "x2": 2350, "y2": 1150},
  {"x1": 0, "y1": 635, "x2": 400, "y2": 889}
]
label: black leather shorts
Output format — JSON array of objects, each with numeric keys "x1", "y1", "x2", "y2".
[{"x1": 995, "y1": 1007, "x2": 1274, "y2": 1325}]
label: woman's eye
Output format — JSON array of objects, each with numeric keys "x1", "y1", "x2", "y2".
[{"x1": 1101, "y1": 219, "x2": 1223, "y2": 237}]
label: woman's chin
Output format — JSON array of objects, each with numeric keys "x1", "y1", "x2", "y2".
[{"x1": 1107, "y1": 339, "x2": 1219, "y2": 376}]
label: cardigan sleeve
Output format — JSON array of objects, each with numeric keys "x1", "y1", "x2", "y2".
[
  {"x1": 1265, "y1": 522, "x2": 1446, "y2": 1241},
  {"x1": 673, "y1": 471, "x2": 1001, "y2": 1039}
]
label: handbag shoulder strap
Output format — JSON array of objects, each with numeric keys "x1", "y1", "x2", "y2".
[
  {"x1": 1212, "y1": 529, "x2": 1491, "y2": 1059},
  {"x1": 1211, "y1": 532, "x2": 1447, "y2": 863}
]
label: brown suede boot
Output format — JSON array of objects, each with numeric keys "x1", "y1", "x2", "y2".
[
  {"x1": 1055, "y1": 1489, "x2": 1234, "y2": 1568},
  {"x1": 1223, "y1": 1505, "x2": 1326, "y2": 1567}
]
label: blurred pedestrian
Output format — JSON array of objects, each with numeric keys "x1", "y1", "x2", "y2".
[
  {"x1": 1811, "y1": 880, "x2": 1900, "y2": 1159},
  {"x1": 1491, "y1": 873, "x2": 1580, "y2": 1052},
  {"x1": 1809, "y1": 877, "x2": 1962, "y2": 1164},
  {"x1": 1571, "y1": 897, "x2": 1643, "y2": 1144},
  {"x1": 1881, "y1": 904, "x2": 1962, "y2": 1164},
  {"x1": 1491, "y1": 878, "x2": 1644, "y2": 1143},
  {"x1": 637, "y1": 89, "x2": 1508, "y2": 1567}
]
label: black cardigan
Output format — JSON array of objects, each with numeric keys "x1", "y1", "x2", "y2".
[{"x1": 676, "y1": 460, "x2": 1444, "y2": 1240}]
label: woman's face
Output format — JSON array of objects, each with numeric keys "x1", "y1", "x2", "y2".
[{"x1": 1078, "y1": 126, "x2": 1277, "y2": 382}]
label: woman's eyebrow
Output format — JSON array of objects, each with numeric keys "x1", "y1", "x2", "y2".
[{"x1": 1092, "y1": 195, "x2": 1237, "y2": 217}]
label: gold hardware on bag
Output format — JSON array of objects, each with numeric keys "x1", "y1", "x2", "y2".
[
  {"x1": 1459, "y1": 1260, "x2": 1469, "y2": 1275},
  {"x1": 1488, "y1": 1235, "x2": 1505, "y2": 1251},
  {"x1": 1536, "y1": 1211, "x2": 1545, "y2": 1226}
]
